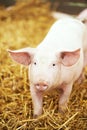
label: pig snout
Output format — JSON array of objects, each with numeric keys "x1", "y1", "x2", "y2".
[{"x1": 35, "y1": 82, "x2": 48, "y2": 91}]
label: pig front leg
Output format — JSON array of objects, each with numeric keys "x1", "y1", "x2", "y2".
[
  {"x1": 59, "y1": 82, "x2": 73, "y2": 113},
  {"x1": 30, "y1": 85, "x2": 43, "y2": 118}
]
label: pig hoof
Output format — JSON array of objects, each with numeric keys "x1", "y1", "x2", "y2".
[
  {"x1": 58, "y1": 107, "x2": 67, "y2": 114},
  {"x1": 33, "y1": 114, "x2": 38, "y2": 119},
  {"x1": 58, "y1": 109, "x2": 65, "y2": 114}
]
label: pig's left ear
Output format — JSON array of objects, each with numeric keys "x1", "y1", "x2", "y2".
[
  {"x1": 60, "y1": 49, "x2": 80, "y2": 66},
  {"x1": 8, "y1": 47, "x2": 35, "y2": 66}
]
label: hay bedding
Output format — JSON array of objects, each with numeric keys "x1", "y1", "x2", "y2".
[{"x1": 0, "y1": 0, "x2": 87, "y2": 129}]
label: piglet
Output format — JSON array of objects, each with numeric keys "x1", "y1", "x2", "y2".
[
  {"x1": 77, "y1": 8, "x2": 87, "y2": 24},
  {"x1": 8, "y1": 18, "x2": 86, "y2": 118},
  {"x1": 77, "y1": 9, "x2": 87, "y2": 68}
]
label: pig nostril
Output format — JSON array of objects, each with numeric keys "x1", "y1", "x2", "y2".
[
  {"x1": 36, "y1": 84, "x2": 39, "y2": 87},
  {"x1": 43, "y1": 85, "x2": 48, "y2": 90},
  {"x1": 35, "y1": 83, "x2": 48, "y2": 91}
]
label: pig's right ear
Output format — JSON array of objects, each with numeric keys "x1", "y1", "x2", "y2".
[{"x1": 7, "y1": 47, "x2": 35, "y2": 66}]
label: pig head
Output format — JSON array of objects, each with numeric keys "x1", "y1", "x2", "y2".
[{"x1": 8, "y1": 18, "x2": 85, "y2": 117}]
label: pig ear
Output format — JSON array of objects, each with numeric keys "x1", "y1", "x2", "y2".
[
  {"x1": 60, "y1": 49, "x2": 80, "y2": 66},
  {"x1": 8, "y1": 47, "x2": 35, "y2": 66}
]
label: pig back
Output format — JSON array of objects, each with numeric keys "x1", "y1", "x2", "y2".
[{"x1": 37, "y1": 18, "x2": 85, "y2": 53}]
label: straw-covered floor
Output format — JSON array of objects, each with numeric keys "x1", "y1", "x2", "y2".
[{"x1": 0, "y1": 1, "x2": 87, "y2": 129}]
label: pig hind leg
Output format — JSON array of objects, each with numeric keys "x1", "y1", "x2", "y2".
[
  {"x1": 84, "y1": 52, "x2": 87, "y2": 67},
  {"x1": 76, "y1": 52, "x2": 87, "y2": 84}
]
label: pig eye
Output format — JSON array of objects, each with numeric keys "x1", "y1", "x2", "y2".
[
  {"x1": 34, "y1": 62, "x2": 37, "y2": 65},
  {"x1": 52, "y1": 64, "x2": 56, "y2": 66}
]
